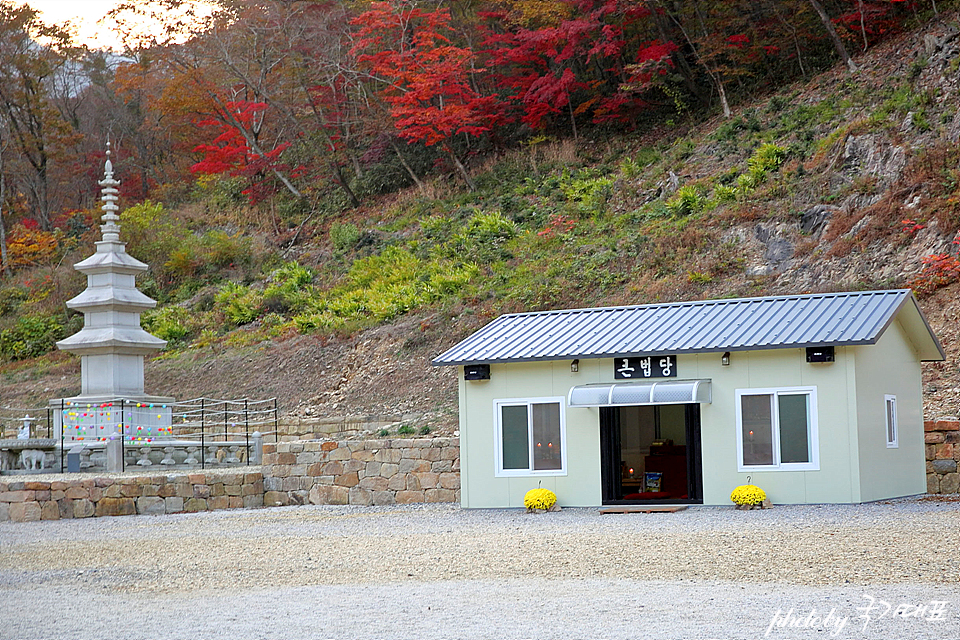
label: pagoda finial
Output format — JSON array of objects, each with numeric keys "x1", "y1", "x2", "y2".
[{"x1": 99, "y1": 138, "x2": 121, "y2": 243}]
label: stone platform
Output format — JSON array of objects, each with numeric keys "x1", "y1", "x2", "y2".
[{"x1": 0, "y1": 468, "x2": 264, "y2": 522}]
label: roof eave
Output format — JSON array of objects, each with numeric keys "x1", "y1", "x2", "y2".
[
  {"x1": 432, "y1": 339, "x2": 880, "y2": 367},
  {"x1": 896, "y1": 292, "x2": 947, "y2": 361}
]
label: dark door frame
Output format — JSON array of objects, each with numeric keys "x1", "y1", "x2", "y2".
[{"x1": 599, "y1": 404, "x2": 704, "y2": 504}]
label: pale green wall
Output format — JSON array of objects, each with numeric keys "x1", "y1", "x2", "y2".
[
  {"x1": 853, "y1": 320, "x2": 927, "y2": 501},
  {"x1": 456, "y1": 333, "x2": 924, "y2": 507},
  {"x1": 695, "y1": 347, "x2": 859, "y2": 505},
  {"x1": 458, "y1": 359, "x2": 601, "y2": 507}
]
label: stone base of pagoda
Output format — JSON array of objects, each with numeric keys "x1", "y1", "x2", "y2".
[{"x1": 50, "y1": 393, "x2": 176, "y2": 472}]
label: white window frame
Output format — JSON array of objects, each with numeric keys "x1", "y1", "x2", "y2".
[
  {"x1": 735, "y1": 386, "x2": 819, "y2": 472},
  {"x1": 494, "y1": 397, "x2": 567, "y2": 477},
  {"x1": 885, "y1": 394, "x2": 899, "y2": 448}
]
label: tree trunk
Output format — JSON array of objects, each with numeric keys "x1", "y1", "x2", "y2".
[
  {"x1": 659, "y1": 1, "x2": 732, "y2": 118},
  {"x1": 652, "y1": 9, "x2": 706, "y2": 104},
  {"x1": 773, "y1": 5, "x2": 808, "y2": 78},
  {"x1": 445, "y1": 144, "x2": 475, "y2": 191},
  {"x1": 330, "y1": 161, "x2": 360, "y2": 208},
  {"x1": 389, "y1": 137, "x2": 425, "y2": 192},
  {"x1": 858, "y1": 0, "x2": 868, "y2": 51},
  {"x1": 715, "y1": 76, "x2": 732, "y2": 118},
  {"x1": 0, "y1": 164, "x2": 7, "y2": 278},
  {"x1": 567, "y1": 100, "x2": 579, "y2": 141},
  {"x1": 808, "y1": 0, "x2": 858, "y2": 73}
]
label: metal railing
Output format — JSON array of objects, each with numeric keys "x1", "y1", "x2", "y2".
[{"x1": 0, "y1": 397, "x2": 278, "y2": 474}]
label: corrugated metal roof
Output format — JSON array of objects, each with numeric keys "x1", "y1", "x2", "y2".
[{"x1": 433, "y1": 289, "x2": 946, "y2": 365}]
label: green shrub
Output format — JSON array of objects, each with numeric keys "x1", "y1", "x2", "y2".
[
  {"x1": 121, "y1": 201, "x2": 189, "y2": 271},
  {"x1": 330, "y1": 222, "x2": 361, "y2": 253},
  {"x1": 202, "y1": 230, "x2": 252, "y2": 268},
  {"x1": 619, "y1": 157, "x2": 643, "y2": 178},
  {"x1": 766, "y1": 94, "x2": 789, "y2": 113},
  {"x1": 0, "y1": 314, "x2": 65, "y2": 361},
  {"x1": 192, "y1": 174, "x2": 246, "y2": 212},
  {"x1": 666, "y1": 185, "x2": 706, "y2": 216},
  {"x1": 450, "y1": 211, "x2": 517, "y2": 262},
  {"x1": 736, "y1": 172, "x2": 762, "y2": 193},
  {"x1": 420, "y1": 215, "x2": 455, "y2": 247},
  {"x1": 163, "y1": 240, "x2": 204, "y2": 283},
  {"x1": 397, "y1": 425, "x2": 415, "y2": 435},
  {"x1": 215, "y1": 282, "x2": 263, "y2": 326},
  {"x1": 419, "y1": 425, "x2": 432, "y2": 435},
  {"x1": 747, "y1": 143, "x2": 787, "y2": 175},
  {"x1": 0, "y1": 286, "x2": 29, "y2": 317},
  {"x1": 560, "y1": 173, "x2": 613, "y2": 216},
  {"x1": 141, "y1": 306, "x2": 195, "y2": 343},
  {"x1": 292, "y1": 247, "x2": 477, "y2": 333},
  {"x1": 713, "y1": 184, "x2": 738, "y2": 203},
  {"x1": 263, "y1": 261, "x2": 315, "y2": 313}
]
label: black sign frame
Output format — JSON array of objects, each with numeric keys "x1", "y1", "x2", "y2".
[{"x1": 613, "y1": 355, "x2": 677, "y2": 380}]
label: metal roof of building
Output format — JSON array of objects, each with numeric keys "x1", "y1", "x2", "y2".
[{"x1": 433, "y1": 289, "x2": 945, "y2": 365}]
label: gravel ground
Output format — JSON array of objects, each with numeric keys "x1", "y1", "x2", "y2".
[{"x1": 2, "y1": 499, "x2": 959, "y2": 640}]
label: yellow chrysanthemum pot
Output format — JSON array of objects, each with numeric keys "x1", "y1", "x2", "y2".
[
  {"x1": 524, "y1": 488, "x2": 558, "y2": 512},
  {"x1": 730, "y1": 484, "x2": 769, "y2": 510}
]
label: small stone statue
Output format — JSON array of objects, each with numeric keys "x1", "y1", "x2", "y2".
[
  {"x1": 17, "y1": 416, "x2": 33, "y2": 440},
  {"x1": 20, "y1": 449, "x2": 45, "y2": 470}
]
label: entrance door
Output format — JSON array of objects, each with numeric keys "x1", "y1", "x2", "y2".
[{"x1": 600, "y1": 404, "x2": 702, "y2": 503}]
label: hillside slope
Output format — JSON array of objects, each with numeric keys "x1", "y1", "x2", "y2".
[{"x1": 3, "y1": 15, "x2": 960, "y2": 430}]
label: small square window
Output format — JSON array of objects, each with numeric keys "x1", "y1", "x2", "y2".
[
  {"x1": 736, "y1": 387, "x2": 819, "y2": 471},
  {"x1": 885, "y1": 395, "x2": 898, "y2": 448},
  {"x1": 495, "y1": 398, "x2": 566, "y2": 477}
]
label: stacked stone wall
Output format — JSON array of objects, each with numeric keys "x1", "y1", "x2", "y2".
[
  {"x1": 0, "y1": 471, "x2": 263, "y2": 523},
  {"x1": 925, "y1": 417, "x2": 960, "y2": 493},
  {"x1": 262, "y1": 437, "x2": 460, "y2": 506}
]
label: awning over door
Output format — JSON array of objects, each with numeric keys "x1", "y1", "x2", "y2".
[{"x1": 568, "y1": 379, "x2": 711, "y2": 407}]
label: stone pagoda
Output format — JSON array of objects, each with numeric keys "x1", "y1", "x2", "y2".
[{"x1": 52, "y1": 143, "x2": 174, "y2": 464}]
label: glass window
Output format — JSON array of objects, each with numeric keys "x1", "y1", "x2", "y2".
[
  {"x1": 501, "y1": 405, "x2": 530, "y2": 470},
  {"x1": 532, "y1": 403, "x2": 562, "y2": 470},
  {"x1": 885, "y1": 395, "x2": 898, "y2": 448},
  {"x1": 495, "y1": 398, "x2": 566, "y2": 476},
  {"x1": 740, "y1": 394, "x2": 774, "y2": 466},
  {"x1": 736, "y1": 387, "x2": 818, "y2": 471},
  {"x1": 778, "y1": 394, "x2": 810, "y2": 463}
]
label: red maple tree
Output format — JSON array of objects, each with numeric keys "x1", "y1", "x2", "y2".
[
  {"x1": 351, "y1": 2, "x2": 503, "y2": 189},
  {"x1": 190, "y1": 100, "x2": 291, "y2": 203}
]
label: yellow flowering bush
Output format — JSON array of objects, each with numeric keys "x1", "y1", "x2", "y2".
[
  {"x1": 524, "y1": 488, "x2": 557, "y2": 511},
  {"x1": 730, "y1": 484, "x2": 767, "y2": 506}
]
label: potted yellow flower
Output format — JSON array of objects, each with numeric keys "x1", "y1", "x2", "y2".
[
  {"x1": 524, "y1": 488, "x2": 560, "y2": 513},
  {"x1": 730, "y1": 483, "x2": 772, "y2": 510}
]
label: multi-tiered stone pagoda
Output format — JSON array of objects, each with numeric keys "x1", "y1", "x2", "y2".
[{"x1": 52, "y1": 143, "x2": 174, "y2": 465}]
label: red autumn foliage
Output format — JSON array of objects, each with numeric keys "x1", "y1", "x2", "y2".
[
  {"x1": 190, "y1": 101, "x2": 291, "y2": 203},
  {"x1": 351, "y1": 3, "x2": 503, "y2": 148}
]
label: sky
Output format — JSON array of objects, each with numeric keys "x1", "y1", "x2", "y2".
[{"x1": 26, "y1": 0, "x2": 213, "y2": 50}]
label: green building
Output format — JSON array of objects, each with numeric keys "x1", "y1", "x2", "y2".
[{"x1": 433, "y1": 290, "x2": 944, "y2": 507}]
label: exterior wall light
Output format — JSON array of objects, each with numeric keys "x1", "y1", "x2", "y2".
[
  {"x1": 570, "y1": 359, "x2": 579, "y2": 373},
  {"x1": 721, "y1": 352, "x2": 731, "y2": 366}
]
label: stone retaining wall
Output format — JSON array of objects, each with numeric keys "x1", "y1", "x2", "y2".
[
  {"x1": 925, "y1": 417, "x2": 960, "y2": 493},
  {"x1": 262, "y1": 437, "x2": 460, "y2": 506},
  {"x1": 275, "y1": 414, "x2": 427, "y2": 441},
  {"x1": 0, "y1": 471, "x2": 264, "y2": 523}
]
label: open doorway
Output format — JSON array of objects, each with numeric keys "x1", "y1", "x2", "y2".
[{"x1": 600, "y1": 404, "x2": 703, "y2": 504}]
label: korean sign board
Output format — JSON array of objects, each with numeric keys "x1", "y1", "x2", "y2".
[{"x1": 614, "y1": 355, "x2": 677, "y2": 380}]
